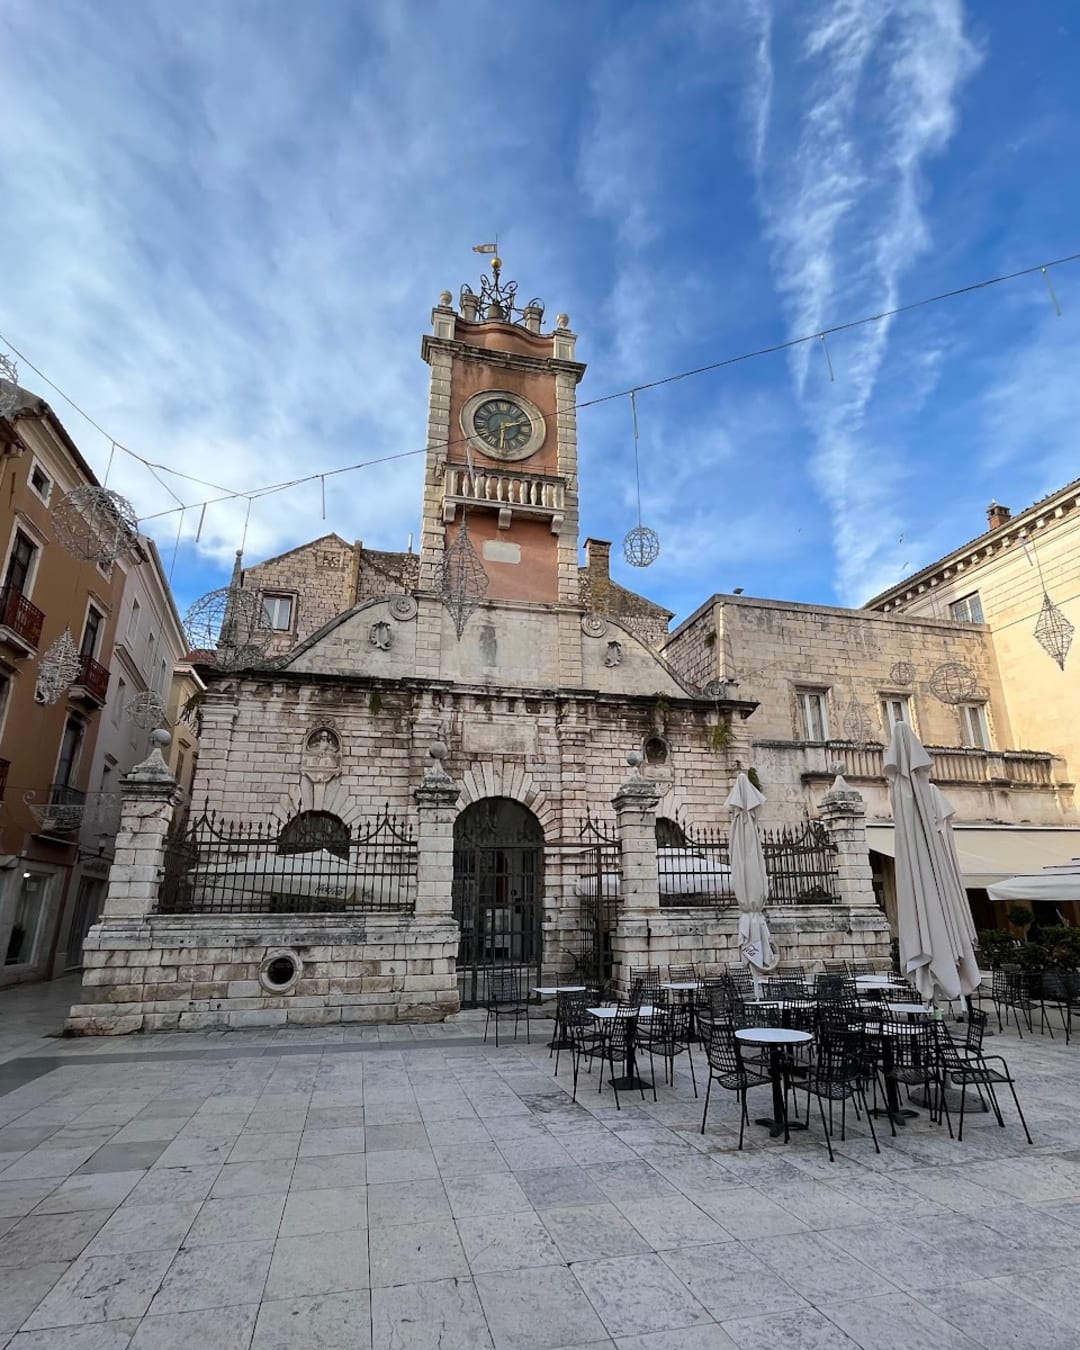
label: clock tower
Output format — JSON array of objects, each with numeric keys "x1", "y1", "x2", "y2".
[{"x1": 418, "y1": 258, "x2": 586, "y2": 619}]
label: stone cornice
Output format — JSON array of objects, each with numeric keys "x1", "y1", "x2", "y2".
[{"x1": 421, "y1": 333, "x2": 586, "y2": 383}]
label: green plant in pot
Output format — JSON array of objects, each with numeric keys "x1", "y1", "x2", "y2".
[
  {"x1": 1006, "y1": 904, "x2": 1034, "y2": 937},
  {"x1": 975, "y1": 928, "x2": 1021, "y2": 969}
]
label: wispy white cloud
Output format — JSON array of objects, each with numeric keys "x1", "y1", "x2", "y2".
[{"x1": 745, "y1": 0, "x2": 980, "y2": 603}]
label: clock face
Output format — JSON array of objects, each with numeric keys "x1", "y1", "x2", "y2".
[{"x1": 471, "y1": 397, "x2": 533, "y2": 456}]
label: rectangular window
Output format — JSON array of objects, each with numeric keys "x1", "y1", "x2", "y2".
[
  {"x1": 881, "y1": 695, "x2": 911, "y2": 735},
  {"x1": 157, "y1": 657, "x2": 168, "y2": 694},
  {"x1": 959, "y1": 703, "x2": 991, "y2": 750},
  {"x1": 55, "y1": 717, "x2": 84, "y2": 789},
  {"x1": 176, "y1": 748, "x2": 187, "y2": 786},
  {"x1": 949, "y1": 593, "x2": 985, "y2": 624},
  {"x1": 262, "y1": 593, "x2": 294, "y2": 631},
  {"x1": 127, "y1": 597, "x2": 140, "y2": 640},
  {"x1": 29, "y1": 463, "x2": 52, "y2": 502},
  {"x1": 80, "y1": 606, "x2": 103, "y2": 658},
  {"x1": 112, "y1": 676, "x2": 127, "y2": 725},
  {"x1": 146, "y1": 630, "x2": 156, "y2": 672},
  {"x1": 4, "y1": 530, "x2": 37, "y2": 595},
  {"x1": 797, "y1": 689, "x2": 829, "y2": 741}
]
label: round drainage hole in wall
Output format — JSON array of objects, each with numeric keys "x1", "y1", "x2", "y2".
[{"x1": 265, "y1": 955, "x2": 299, "y2": 988}]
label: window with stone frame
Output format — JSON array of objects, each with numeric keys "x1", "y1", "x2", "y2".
[
  {"x1": 796, "y1": 688, "x2": 830, "y2": 742},
  {"x1": 262, "y1": 592, "x2": 295, "y2": 632},
  {"x1": 880, "y1": 694, "x2": 912, "y2": 737},
  {"x1": 959, "y1": 702, "x2": 991, "y2": 750}
]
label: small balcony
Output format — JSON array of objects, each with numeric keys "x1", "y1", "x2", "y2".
[
  {"x1": 0, "y1": 586, "x2": 45, "y2": 657},
  {"x1": 27, "y1": 783, "x2": 87, "y2": 836},
  {"x1": 0, "y1": 758, "x2": 9, "y2": 802},
  {"x1": 443, "y1": 464, "x2": 566, "y2": 534},
  {"x1": 70, "y1": 653, "x2": 110, "y2": 706}
]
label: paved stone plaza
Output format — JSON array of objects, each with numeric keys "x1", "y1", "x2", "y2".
[{"x1": 3, "y1": 981, "x2": 1080, "y2": 1348}]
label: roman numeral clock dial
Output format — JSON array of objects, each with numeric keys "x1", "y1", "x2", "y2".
[{"x1": 463, "y1": 392, "x2": 544, "y2": 462}]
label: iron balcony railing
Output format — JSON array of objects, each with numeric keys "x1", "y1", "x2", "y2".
[
  {"x1": 74, "y1": 653, "x2": 110, "y2": 702},
  {"x1": 0, "y1": 758, "x2": 8, "y2": 802},
  {"x1": 0, "y1": 586, "x2": 45, "y2": 649}
]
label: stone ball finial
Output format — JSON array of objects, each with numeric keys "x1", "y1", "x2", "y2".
[
  {"x1": 438, "y1": 290, "x2": 453, "y2": 306},
  {"x1": 429, "y1": 740, "x2": 448, "y2": 762},
  {"x1": 827, "y1": 760, "x2": 846, "y2": 776},
  {"x1": 626, "y1": 749, "x2": 643, "y2": 769},
  {"x1": 556, "y1": 313, "x2": 570, "y2": 330},
  {"x1": 151, "y1": 729, "x2": 172, "y2": 748}
]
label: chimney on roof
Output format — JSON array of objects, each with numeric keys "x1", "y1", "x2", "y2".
[
  {"x1": 987, "y1": 501, "x2": 1011, "y2": 531},
  {"x1": 584, "y1": 538, "x2": 611, "y2": 613}
]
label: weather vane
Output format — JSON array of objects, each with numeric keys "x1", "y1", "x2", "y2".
[{"x1": 461, "y1": 239, "x2": 544, "y2": 327}]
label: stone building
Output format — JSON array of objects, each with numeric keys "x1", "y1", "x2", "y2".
[{"x1": 68, "y1": 261, "x2": 894, "y2": 1034}]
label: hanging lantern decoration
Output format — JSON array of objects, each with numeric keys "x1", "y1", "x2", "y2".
[
  {"x1": 52, "y1": 485, "x2": 139, "y2": 565},
  {"x1": 126, "y1": 689, "x2": 169, "y2": 729},
  {"x1": 842, "y1": 689, "x2": 874, "y2": 742},
  {"x1": 184, "y1": 585, "x2": 273, "y2": 671},
  {"x1": 436, "y1": 514, "x2": 489, "y2": 638},
  {"x1": 1034, "y1": 591, "x2": 1074, "y2": 670},
  {"x1": 35, "y1": 628, "x2": 82, "y2": 704},
  {"x1": 622, "y1": 391, "x2": 660, "y2": 567},
  {"x1": 0, "y1": 352, "x2": 18, "y2": 421}
]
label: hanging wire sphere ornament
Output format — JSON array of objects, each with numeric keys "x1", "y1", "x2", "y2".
[
  {"x1": 889, "y1": 661, "x2": 915, "y2": 686},
  {"x1": 35, "y1": 628, "x2": 82, "y2": 704},
  {"x1": 51, "y1": 485, "x2": 139, "y2": 565},
  {"x1": 183, "y1": 586, "x2": 273, "y2": 671},
  {"x1": 928, "y1": 661, "x2": 980, "y2": 705},
  {"x1": 126, "y1": 689, "x2": 169, "y2": 729},
  {"x1": 0, "y1": 352, "x2": 18, "y2": 421},
  {"x1": 1034, "y1": 591, "x2": 1075, "y2": 670},
  {"x1": 436, "y1": 516, "x2": 489, "y2": 639},
  {"x1": 623, "y1": 524, "x2": 660, "y2": 568}
]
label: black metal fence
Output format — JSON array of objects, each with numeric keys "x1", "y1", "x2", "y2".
[
  {"x1": 658, "y1": 822, "x2": 732, "y2": 907},
  {"x1": 762, "y1": 819, "x2": 839, "y2": 903},
  {"x1": 658, "y1": 817, "x2": 839, "y2": 907},
  {"x1": 158, "y1": 808, "x2": 417, "y2": 915}
]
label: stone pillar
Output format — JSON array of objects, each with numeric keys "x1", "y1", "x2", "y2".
[
  {"x1": 413, "y1": 742, "x2": 460, "y2": 918},
  {"x1": 817, "y1": 774, "x2": 875, "y2": 906},
  {"x1": 100, "y1": 738, "x2": 182, "y2": 922},
  {"x1": 612, "y1": 751, "x2": 662, "y2": 913},
  {"x1": 609, "y1": 751, "x2": 673, "y2": 991}
]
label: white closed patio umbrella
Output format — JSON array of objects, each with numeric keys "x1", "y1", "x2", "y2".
[
  {"x1": 726, "y1": 772, "x2": 779, "y2": 977},
  {"x1": 189, "y1": 849, "x2": 362, "y2": 906},
  {"x1": 884, "y1": 723, "x2": 980, "y2": 1003}
]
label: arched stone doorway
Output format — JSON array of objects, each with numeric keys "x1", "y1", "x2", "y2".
[{"x1": 452, "y1": 797, "x2": 544, "y2": 1007}]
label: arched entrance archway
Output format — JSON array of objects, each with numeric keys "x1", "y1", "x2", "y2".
[{"x1": 452, "y1": 797, "x2": 544, "y2": 1007}]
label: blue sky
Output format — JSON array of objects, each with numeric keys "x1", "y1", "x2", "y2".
[{"x1": 1, "y1": 0, "x2": 1077, "y2": 622}]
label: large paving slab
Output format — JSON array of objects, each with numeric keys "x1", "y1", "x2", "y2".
[{"x1": 1, "y1": 981, "x2": 1079, "y2": 1347}]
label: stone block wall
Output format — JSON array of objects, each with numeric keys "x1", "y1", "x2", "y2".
[
  {"x1": 609, "y1": 904, "x2": 892, "y2": 991},
  {"x1": 66, "y1": 916, "x2": 460, "y2": 1035}
]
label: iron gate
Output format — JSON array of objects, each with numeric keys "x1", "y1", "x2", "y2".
[
  {"x1": 574, "y1": 811, "x2": 619, "y2": 992},
  {"x1": 452, "y1": 798, "x2": 544, "y2": 1007}
]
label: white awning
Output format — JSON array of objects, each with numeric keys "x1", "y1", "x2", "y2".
[{"x1": 865, "y1": 825, "x2": 1080, "y2": 889}]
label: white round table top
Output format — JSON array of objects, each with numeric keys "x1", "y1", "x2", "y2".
[
  {"x1": 736, "y1": 1027, "x2": 813, "y2": 1045},
  {"x1": 661, "y1": 982, "x2": 702, "y2": 990},
  {"x1": 856, "y1": 975, "x2": 904, "y2": 985},
  {"x1": 883, "y1": 1002, "x2": 932, "y2": 1015},
  {"x1": 588, "y1": 1005, "x2": 655, "y2": 1019},
  {"x1": 534, "y1": 986, "x2": 586, "y2": 996}
]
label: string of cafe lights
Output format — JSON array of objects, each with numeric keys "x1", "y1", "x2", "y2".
[{"x1": 1, "y1": 247, "x2": 1077, "y2": 536}]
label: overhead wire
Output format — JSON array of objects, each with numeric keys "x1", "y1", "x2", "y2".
[{"x1": 1, "y1": 247, "x2": 1077, "y2": 533}]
